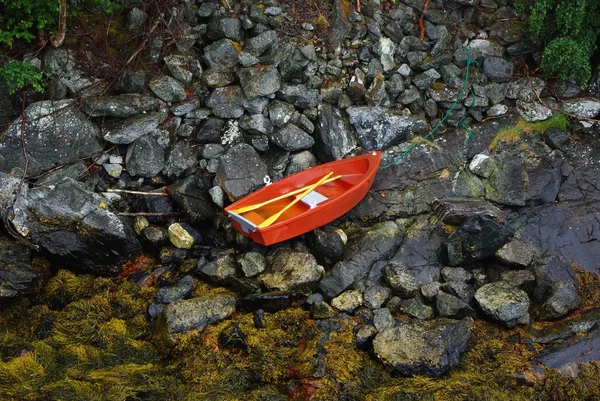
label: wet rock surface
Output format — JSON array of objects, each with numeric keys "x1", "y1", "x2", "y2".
[{"x1": 1, "y1": 0, "x2": 600, "y2": 396}]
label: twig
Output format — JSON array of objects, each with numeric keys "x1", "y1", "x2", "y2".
[
  {"x1": 17, "y1": 93, "x2": 29, "y2": 197},
  {"x1": 124, "y1": 14, "x2": 163, "y2": 67},
  {"x1": 107, "y1": 188, "x2": 168, "y2": 196},
  {"x1": 117, "y1": 212, "x2": 180, "y2": 217},
  {"x1": 220, "y1": 0, "x2": 234, "y2": 14},
  {"x1": 418, "y1": 0, "x2": 431, "y2": 43},
  {"x1": 356, "y1": 0, "x2": 361, "y2": 13}
]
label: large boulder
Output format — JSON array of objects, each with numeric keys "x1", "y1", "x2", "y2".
[
  {"x1": 475, "y1": 281, "x2": 530, "y2": 328},
  {"x1": 8, "y1": 178, "x2": 142, "y2": 274},
  {"x1": 216, "y1": 143, "x2": 268, "y2": 201},
  {"x1": 315, "y1": 103, "x2": 357, "y2": 161},
  {"x1": 260, "y1": 247, "x2": 324, "y2": 294},
  {"x1": 102, "y1": 111, "x2": 167, "y2": 144},
  {"x1": 373, "y1": 318, "x2": 473, "y2": 377},
  {"x1": 346, "y1": 106, "x2": 426, "y2": 150},
  {"x1": 0, "y1": 100, "x2": 104, "y2": 176},
  {"x1": 444, "y1": 216, "x2": 513, "y2": 266},
  {"x1": 157, "y1": 293, "x2": 237, "y2": 337},
  {"x1": 319, "y1": 221, "x2": 403, "y2": 298},
  {"x1": 167, "y1": 174, "x2": 216, "y2": 224}
]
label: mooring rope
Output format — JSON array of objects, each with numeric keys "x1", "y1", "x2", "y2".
[{"x1": 379, "y1": 47, "x2": 480, "y2": 170}]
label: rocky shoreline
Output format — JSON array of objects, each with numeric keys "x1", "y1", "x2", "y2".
[{"x1": 1, "y1": 0, "x2": 600, "y2": 398}]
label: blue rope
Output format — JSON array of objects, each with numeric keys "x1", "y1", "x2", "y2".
[{"x1": 379, "y1": 47, "x2": 480, "y2": 170}]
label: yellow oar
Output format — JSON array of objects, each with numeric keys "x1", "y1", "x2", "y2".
[
  {"x1": 234, "y1": 174, "x2": 342, "y2": 214},
  {"x1": 258, "y1": 172, "x2": 333, "y2": 229}
]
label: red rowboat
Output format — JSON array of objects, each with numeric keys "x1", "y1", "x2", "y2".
[{"x1": 225, "y1": 151, "x2": 381, "y2": 246}]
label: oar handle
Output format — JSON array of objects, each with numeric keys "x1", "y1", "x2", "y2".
[
  {"x1": 258, "y1": 172, "x2": 333, "y2": 229},
  {"x1": 234, "y1": 175, "x2": 342, "y2": 214}
]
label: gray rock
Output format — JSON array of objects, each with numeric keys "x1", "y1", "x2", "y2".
[
  {"x1": 158, "y1": 293, "x2": 236, "y2": 336},
  {"x1": 421, "y1": 282, "x2": 441, "y2": 300},
  {"x1": 373, "y1": 318, "x2": 473, "y2": 377},
  {"x1": 307, "y1": 226, "x2": 346, "y2": 266},
  {"x1": 83, "y1": 94, "x2": 158, "y2": 117},
  {"x1": 203, "y1": 38, "x2": 240, "y2": 68},
  {"x1": 238, "y1": 65, "x2": 281, "y2": 99},
  {"x1": 328, "y1": 0, "x2": 352, "y2": 50},
  {"x1": 468, "y1": 154, "x2": 495, "y2": 178},
  {"x1": 436, "y1": 291, "x2": 476, "y2": 318},
  {"x1": 167, "y1": 174, "x2": 216, "y2": 224},
  {"x1": 238, "y1": 52, "x2": 260, "y2": 67},
  {"x1": 125, "y1": 7, "x2": 148, "y2": 30},
  {"x1": 148, "y1": 76, "x2": 187, "y2": 103},
  {"x1": 284, "y1": 151, "x2": 317, "y2": 177},
  {"x1": 441, "y1": 267, "x2": 472, "y2": 283},
  {"x1": 485, "y1": 82, "x2": 507, "y2": 104},
  {"x1": 364, "y1": 285, "x2": 392, "y2": 310},
  {"x1": 208, "y1": 185, "x2": 224, "y2": 208},
  {"x1": 486, "y1": 104, "x2": 508, "y2": 117},
  {"x1": 398, "y1": 85, "x2": 421, "y2": 105},
  {"x1": 560, "y1": 98, "x2": 600, "y2": 119},
  {"x1": 260, "y1": 247, "x2": 323, "y2": 293},
  {"x1": 164, "y1": 55, "x2": 194, "y2": 85},
  {"x1": 0, "y1": 236, "x2": 37, "y2": 298},
  {"x1": 365, "y1": 74, "x2": 388, "y2": 106},
  {"x1": 0, "y1": 100, "x2": 104, "y2": 176},
  {"x1": 346, "y1": 106, "x2": 426, "y2": 150},
  {"x1": 391, "y1": 296, "x2": 435, "y2": 320},
  {"x1": 239, "y1": 114, "x2": 273, "y2": 135},
  {"x1": 199, "y1": 253, "x2": 237, "y2": 283},
  {"x1": 489, "y1": 20, "x2": 525, "y2": 45},
  {"x1": 9, "y1": 179, "x2": 141, "y2": 273},
  {"x1": 475, "y1": 281, "x2": 530, "y2": 328},
  {"x1": 207, "y1": 17, "x2": 243, "y2": 42},
  {"x1": 269, "y1": 123, "x2": 314, "y2": 152},
  {"x1": 102, "y1": 111, "x2": 167, "y2": 144},
  {"x1": 162, "y1": 140, "x2": 196, "y2": 178},
  {"x1": 331, "y1": 289, "x2": 363, "y2": 313},
  {"x1": 413, "y1": 69, "x2": 440, "y2": 91},
  {"x1": 507, "y1": 77, "x2": 546, "y2": 102},
  {"x1": 269, "y1": 100, "x2": 295, "y2": 127},
  {"x1": 319, "y1": 221, "x2": 402, "y2": 298},
  {"x1": 216, "y1": 143, "x2": 268, "y2": 201},
  {"x1": 43, "y1": 48, "x2": 101, "y2": 96},
  {"x1": 543, "y1": 128, "x2": 570, "y2": 150},
  {"x1": 126, "y1": 135, "x2": 166, "y2": 178},
  {"x1": 373, "y1": 308, "x2": 395, "y2": 331},
  {"x1": 157, "y1": 275, "x2": 193, "y2": 304},
  {"x1": 495, "y1": 239, "x2": 538, "y2": 268},
  {"x1": 243, "y1": 97, "x2": 269, "y2": 114},
  {"x1": 355, "y1": 325, "x2": 379, "y2": 348},
  {"x1": 206, "y1": 86, "x2": 245, "y2": 118},
  {"x1": 277, "y1": 84, "x2": 320, "y2": 109},
  {"x1": 517, "y1": 100, "x2": 552, "y2": 122},
  {"x1": 315, "y1": 103, "x2": 357, "y2": 161},
  {"x1": 500, "y1": 270, "x2": 536, "y2": 292},
  {"x1": 384, "y1": 262, "x2": 420, "y2": 298},
  {"x1": 171, "y1": 99, "x2": 201, "y2": 116},
  {"x1": 202, "y1": 66, "x2": 235, "y2": 88},
  {"x1": 482, "y1": 57, "x2": 513, "y2": 83},
  {"x1": 444, "y1": 216, "x2": 513, "y2": 266},
  {"x1": 244, "y1": 31, "x2": 279, "y2": 57},
  {"x1": 442, "y1": 281, "x2": 475, "y2": 303},
  {"x1": 196, "y1": 117, "x2": 224, "y2": 143},
  {"x1": 539, "y1": 281, "x2": 580, "y2": 320},
  {"x1": 238, "y1": 252, "x2": 266, "y2": 277},
  {"x1": 0, "y1": 173, "x2": 23, "y2": 218}
]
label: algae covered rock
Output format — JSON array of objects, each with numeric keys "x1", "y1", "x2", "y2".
[
  {"x1": 158, "y1": 293, "x2": 237, "y2": 336},
  {"x1": 260, "y1": 247, "x2": 324, "y2": 294},
  {"x1": 373, "y1": 318, "x2": 473, "y2": 377},
  {"x1": 0, "y1": 236, "x2": 37, "y2": 297},
  {"x1": 475, "y1": 281, "x2": 530, "y2": 328}
]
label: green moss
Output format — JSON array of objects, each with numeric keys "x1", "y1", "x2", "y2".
[{"x1": 489, "y1": 113, "x2": 569, "y2": 151}]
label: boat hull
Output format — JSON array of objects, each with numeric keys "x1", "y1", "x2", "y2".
[{"x1": 225, "y1": 151, "x2": 381, "y2": 246}]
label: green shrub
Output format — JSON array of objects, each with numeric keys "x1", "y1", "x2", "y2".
[
  {"x1": 0, "y1": 60, "x2": 47, "y2": 94},
  {"x1": 528, "y1": 0, "x2": 600, "y2": 87}
]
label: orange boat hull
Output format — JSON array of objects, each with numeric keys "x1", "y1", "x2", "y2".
[{"x1": 225, "y1": 151, "x2": 381, "y2": 246}]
